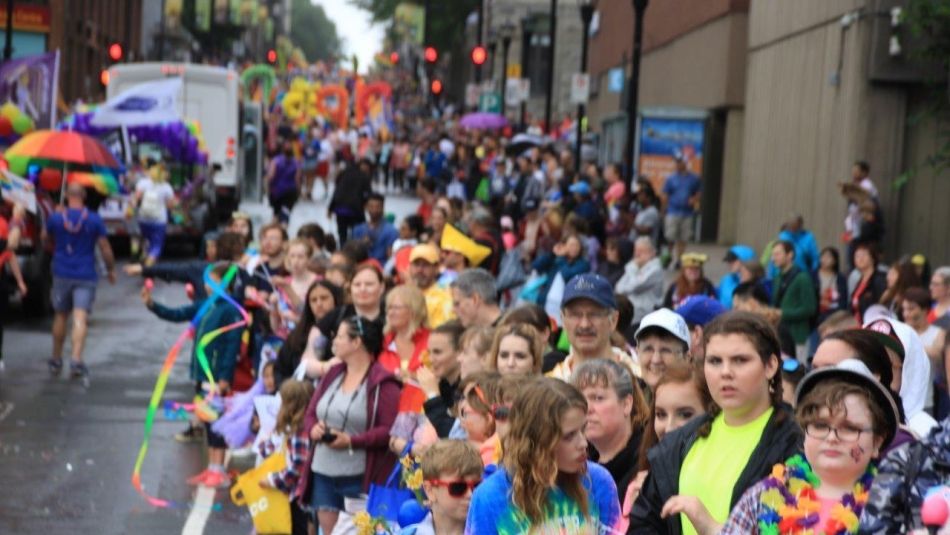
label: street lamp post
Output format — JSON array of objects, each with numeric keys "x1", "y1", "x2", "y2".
[
  {"x1": 624, "y1": 0, "x2": 648, "y2": 188},
  {"x1": 520, "y1": 17, "x2": 532, "y2": 130},
  {"x1": 543, "y1": 0, "x2": 558, "y2": 134},
  {"x1": 500, "y1": 23, "x2": 514, "y2": 121},
  {"x1": 574, "y1": 0, "x2": 595, "y2": 174}
]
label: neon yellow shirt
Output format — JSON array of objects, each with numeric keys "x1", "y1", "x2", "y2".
[{"x1": 678, "y1": 407, "x2": 773, "y2": 535}]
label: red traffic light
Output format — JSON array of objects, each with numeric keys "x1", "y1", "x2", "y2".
[
  {"x1": 424, "y1": 46, "x2": 438, "y2": 63},
  {"x1": 430, "y1": 79, "x2": 443, "y2": 95},
  {"x1": 390, "y1": 51, "x2": 399, "y2": 64},
  {"x1": 108, "y1": 42, "x2": 123, "y2": 62},
  {"x1": 471, "y1": 45, "x2": 487, "y2": 66},
  {"x1": 100, "y1": 69, "x2": 110, "y2": 86},
  {"x1": 266, "y1": 49, "x2": 277, "y2": 64}
]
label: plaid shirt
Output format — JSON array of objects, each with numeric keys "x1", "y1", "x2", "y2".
[
  {"x1": 719, "y1": 480, "x2": 767, "y2": 535},
  {"x1": 258, "y1": 429, "x2": 310, "y2": 498}
]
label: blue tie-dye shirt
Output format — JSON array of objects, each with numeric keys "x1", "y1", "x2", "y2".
[{"x1": 465, "y1": 461, "x2": 622, "y2": 535}]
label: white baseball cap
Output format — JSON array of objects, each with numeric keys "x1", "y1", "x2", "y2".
[{"x1": 635, "y1": 308, "x2": 691, "y2": 350}]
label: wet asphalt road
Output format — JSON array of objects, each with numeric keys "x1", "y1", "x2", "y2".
[{"x1": 0, "y1": 192, "x2": 420, "y2": 535}]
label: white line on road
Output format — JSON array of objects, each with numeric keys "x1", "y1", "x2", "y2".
[
  {"x1": 0, "y1": 402, "x2": 13, "y2": 423},
  {"x1": 181, "y1": 485, "x2": 215, "y2": 535}
]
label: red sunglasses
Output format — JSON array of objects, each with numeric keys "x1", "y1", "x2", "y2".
[{"x1": 427, "y1": 479, "x2": 481, "y2": 497}]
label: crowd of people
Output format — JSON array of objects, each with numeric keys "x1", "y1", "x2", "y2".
[{"x1": 49, "y1": 110, "x2": 944, "y2": 535}]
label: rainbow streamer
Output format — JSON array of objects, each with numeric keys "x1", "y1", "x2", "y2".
[{"x1": 131, "y1": 265, "x2": 249, "y2": 508}]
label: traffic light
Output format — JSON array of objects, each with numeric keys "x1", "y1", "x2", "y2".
[
  {"x1": 424, "y1": 46, "x2": 438, "y2": 63},
  {"x1": 430, "y1": 79, "x2": 443, "y2": 96},
  {"x1": 471, "y1": 45, "x2": 487, "y2": 66},
  {"x1": 108, "y1": 42, "x2": 123, "y2": 62},
  {"x1": 389, "y1": 51, "x2": 399, "y2": 64},
  {"x1": 266, "y1": 48, "x2": 277, "y2": 64},
  {"x1": 100, "y1": 69, "x2": 110, "y2": 86}
]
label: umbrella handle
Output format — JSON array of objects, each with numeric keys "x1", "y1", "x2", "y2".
[{"x1": 59, "y1": 162, "x2": 68, "y2": 204}]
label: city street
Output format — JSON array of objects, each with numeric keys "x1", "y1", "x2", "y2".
[{"x1": 0, "y1": 193, "x2": 419, "y2": 535}]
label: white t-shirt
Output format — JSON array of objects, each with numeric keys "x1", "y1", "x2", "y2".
[
  {"x1": 918, "y1": 324, "x2": 943, "y2": 409},
  {"x1": 136, "y1": 178, "x2": 174, "y2": 223}
]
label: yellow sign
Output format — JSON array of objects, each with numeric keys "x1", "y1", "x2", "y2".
[{"x1": 507, "y1": 63, "x2": 522, "y2": 78}]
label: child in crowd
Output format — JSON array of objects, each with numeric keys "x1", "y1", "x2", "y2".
[
  {"x1": 270, "y1": 239, "x2": 318, "y2": 335},
  {"x1": 481, "y1": 374, "x2": 533, "y2": 468},
  {"x1": 258, "y1": 379, "x2": 314, "y2": 535},
  {"x1": 457, "y1": 371, "x2": 500, "y2": 455},
  {"x1": 780, "y1": 357, "x2": 806, "y2": 407},
  {"x1": 400, "y1": 440, "x2": 483, "y2": 535},
  {"x1": 143, "y1": 262, "x2": 243, "y2": 487}
]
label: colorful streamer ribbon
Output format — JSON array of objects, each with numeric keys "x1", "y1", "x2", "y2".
[{"x1": 131, "y1": 264, "x2": 250, "y2": 508}]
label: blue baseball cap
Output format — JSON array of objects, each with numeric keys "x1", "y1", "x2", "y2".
[
  {"x1": 568, "y1": 181, "x2": 591, "y2": 196},
  {"x1": 561, "y1": 273, "x2": 617, "y2": 310},
  {"x1": 675, "y1": 295, "x2": 726, "y2": 327}
]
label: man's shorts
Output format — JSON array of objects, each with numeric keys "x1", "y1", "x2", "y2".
[
  {"x1": 664, "y1": 213, "x2": 695, "y2": 243},
  {"x1": 51, "y1": 277, "x2": 97, "y2": 313}
]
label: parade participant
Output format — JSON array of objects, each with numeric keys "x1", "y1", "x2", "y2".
[
  {"x1": 314, "y1": 262, "x2": 386, "y2": 360},
  {"x1": 549, "y1": 273, "x2": 636, "y2": 381},
  {"x1": 489, "y1": 323, "x2": 544, "y2": 377},
  {"x1": 630, "y1": 311, "x2": 802, "y2": 535},
  {"x1": 350, "y1": 192, "x2": 399, "y2": 265},
  {"x1": 134, "y1": 162, "x2": 175, "y2": 266},
  {"x1": 143, "y1": 263, "x2": 243, "y2": 488},
  {"x1": 718, "y1": 359, "x2": 899, "y2": 535},
  {"x1": 451, "y1": 268, "x2": 502, "y2": 328},
  {"x1": 860, "y1": 415, "x2": 950, "y2": 533},
  {"x1": 401, "y1": 440, "x2": 483, "y2": 535},
  {"x1": 663, "y1": 157, "x2": 702, "y2": 266},
  {"x1": 663, "y1": 253, "x2": 716, "y2": 309},
  {"x1": 439, "y1": 224, "x2": 492, "y2": 287},
  {"x1": 572, "y1": 358, "x2": 650, "y2": 496},
  {"x1": 257, "y1": 379, "x2": 315, "y2": 535},
  {"x1": 275, "y1": 280, "x2": 343, "y2": 386},
  {"x1": 0, "y1": 210, "x2": 27, "y2": 371},
  {"x1": 267, "y1": 138, "x2": 301, "y2": 224},
  {"x1": 675, "y1": 296, "x2": 726, "y2": 362},
  {"x1": 409, "y1": 244, "x2": 455, "y2": 328},
  {"x1": 634, "y1": 308, "x2": 691, "y2": 393},
  {"x1": 45, "y1": 184, "x2": 116, "y2": 380},
  {"x1": 466, "y1": 378, "x2": 622, "y2": 534},
  {"x1": 297, "y1": 316, "x2": 400, "y2": 535},
  {"x1": 770, "y1": 240, "x2": 817, "y2": 363},
  {"x1": 416, "y1": 321, "x2": 466, "y2": 438},
  {"x1": 616, "y1": 236, "x2": 665, "y2": 326},
  {"x1": 850, "y1": 242, "x2": 887, "y2": 323}
]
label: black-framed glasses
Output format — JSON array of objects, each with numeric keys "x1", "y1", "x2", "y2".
[
  {"x1": 427, "y1": 479, "x2": 481, "y2": 497},
  {"x1": 805, "y1": 421, "x2": 872, "y2": 443}
]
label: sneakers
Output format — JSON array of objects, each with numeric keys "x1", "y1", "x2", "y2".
[
  {"x1": 48, "y1": 358, "x2": 63, "y2": 376},
  {"x1": 187, "y1": 468, "x2": 231, "y2": 488},
  {"x1": 70, "y1": 361, "x2": 89, "y2": 379},
  {"x1": 175, "y1": 424, "x2": 203, "y2": 443}
]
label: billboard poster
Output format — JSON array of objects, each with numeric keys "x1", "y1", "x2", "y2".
[
  {"x1": 0, "y1": 50, "x2": 59, "y2": 129},
  {"x1": 638, "y1": 115, "x2": 705, "y2": 197}
]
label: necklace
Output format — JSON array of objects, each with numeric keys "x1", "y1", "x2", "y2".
[
  {"x1": 62, "y1": 208, "x2": 88, "y2": 254},
  {"x1": 757, "y1": 454, "x2": 875, "y2": 535}
]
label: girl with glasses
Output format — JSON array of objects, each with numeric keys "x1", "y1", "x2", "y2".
[
  {"x1": 720, "y1": 359, "x2": 899, "y2": 534},
  {"x1": 466, "y1": 378, "x2": 622, "y2": 534}
]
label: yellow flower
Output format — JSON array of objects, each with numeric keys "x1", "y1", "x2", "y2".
[
  {"x1": 353, "y1": 512, "x2": 374, "y2": 535},
  {"x1": 400, "y1": 455, "x2": 414, "y2": 471},
  {"x1": 406, "y1": 468, "x2": 424, "y2": 490}
]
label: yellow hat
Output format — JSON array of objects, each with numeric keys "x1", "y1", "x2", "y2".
[
  {"x1": 441, "y1": 224, "x2": 491, "y2": 267},
  {"x1": 681, "y1": 252, "x2": 708, "y2": 268},
  {"x1": 410, "y1": 243, "x2": 441, "y2": 264}
]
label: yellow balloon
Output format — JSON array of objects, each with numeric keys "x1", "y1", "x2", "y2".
[{"x1": 1, "y1": 102, "x2": 19, "y2": 120}]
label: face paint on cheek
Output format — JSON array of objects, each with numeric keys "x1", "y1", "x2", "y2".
[{"x1": 849, "y1": 445, "x2": 865, "y2": 464}]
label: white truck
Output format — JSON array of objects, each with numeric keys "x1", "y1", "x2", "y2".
[{"x1": 105, "y1": 62, "x2": 243, "y2": 226}]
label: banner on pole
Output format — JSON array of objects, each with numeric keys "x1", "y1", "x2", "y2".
[
  {"x1": 0, "y1": 50, "x2": 59, "y2": 129},
  {"x1": 570, "y1": 73, "x2": 590, "y2": 105}
]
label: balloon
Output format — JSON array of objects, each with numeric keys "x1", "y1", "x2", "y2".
[
  {"x1": 398, "y1": 500, "x2": 428, "y2": 528},
  {"x1": 12, "y1": 114, "x2": 32, "y2": 135},
  {"x1": 0, "y1": 102, "x2": 18, "y2": 120},
  {"x1": 38, "y1": 168, "x2": 62, "y2": 191},
  {"x1": 0, "y1": 116, "x2": 12, "y2": 137}
]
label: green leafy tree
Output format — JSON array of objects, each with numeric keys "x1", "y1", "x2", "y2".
[
  {"x1": 350, "y1": 0, "x2": 480, "y2": 52},
  {"x1": 290, "y1": 0, "x2": 343, "y2": 62}
]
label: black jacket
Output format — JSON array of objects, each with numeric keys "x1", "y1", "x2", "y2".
[
  {"x1": 423, "y1": 376, "x2": 461, "y2": 438},
  {"x1": 628, "y1": 407, "x2": 802, "y2": 535}
]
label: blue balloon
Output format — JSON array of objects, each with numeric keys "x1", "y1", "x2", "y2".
[{"x1": 397, "y1": 500, "x2": 428, "y2": 528}]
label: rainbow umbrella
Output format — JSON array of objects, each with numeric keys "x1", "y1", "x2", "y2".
[
  {"x1": 5, "y1": 130, "x2": 121, "y2": 200},
  {"x1": 67, "y1": 170, "x2": 120, "y2": 196}
]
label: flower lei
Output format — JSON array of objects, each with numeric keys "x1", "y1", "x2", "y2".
[{"x1": 757, "y1": 454, "x2": 876, "y2": 535}]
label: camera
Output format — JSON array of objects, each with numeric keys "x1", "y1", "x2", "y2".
[{"x1": 319, "y1": 430, "x2": 337, "y2": 444}]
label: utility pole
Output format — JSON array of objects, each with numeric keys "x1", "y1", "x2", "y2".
[
  {"x1": 574, "y1": 2, "x2": 594, "y2": 174},
  {"x1": 543, "y1": 0, "x2": 557, "y2": 134},
  {"x1": 3, "y1": 0, "x2": 14, "y2": 60},
  {"x1": 520, "y1": 18, "x2": 532, "y2": 130},
  {"x1": 158, "y1": 0, "x2": 167, "y2": 61},
  {"x1": 500, "y1": 30, "x2": 512, "y2": 120},
  {"x1": 474, "y1": 0, "x2": 483, "y2": 83},
  {"x1": 623, "y1": 0, "x2": 648, "y2": 188}
]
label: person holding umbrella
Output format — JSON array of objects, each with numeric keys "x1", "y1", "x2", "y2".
[{"x1": 44, "y1": 183, "x2": 116, "y2": 382}]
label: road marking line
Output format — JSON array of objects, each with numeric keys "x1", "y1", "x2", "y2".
[
  {"x1": 181, "y1": 485, "x2": 215, "y2": 535},
  {"x1": 0, "y1": 402, "x2": 13, "y2": 423}
]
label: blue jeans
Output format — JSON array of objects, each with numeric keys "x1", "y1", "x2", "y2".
[
  {"x1": 138, "y1": 220, "x2": 167, "y2": 260},
  {"x1": 310, "y1": 473, "x2": 363, "y2": 512}
]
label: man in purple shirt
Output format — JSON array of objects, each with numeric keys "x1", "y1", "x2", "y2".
[{"x1": 44, "y1": 184, "x2": 116, "y2": 382}]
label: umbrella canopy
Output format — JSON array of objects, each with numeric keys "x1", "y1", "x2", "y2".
[
  {"x1": 505, "y1": 132, "x2": 544, "y2": 156},
  {"x1": 68, "y1": 170, "x2": 120, "y2": 196},
  {"x1": 6, "y1": 130, "x2": 121, "y2": 169},
  {"x1": 460, "y1": 112, "x2": 508, "y2": 130}
]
